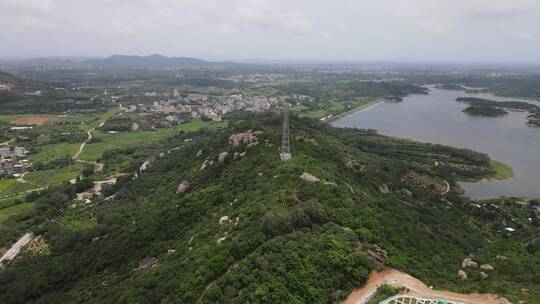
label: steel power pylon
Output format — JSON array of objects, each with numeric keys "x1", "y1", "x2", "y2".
[{"x1": 280, "y1": 112, "x2": 291, "y2": 161}]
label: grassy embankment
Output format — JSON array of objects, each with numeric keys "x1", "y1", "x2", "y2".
[
  {"x1": 490, "y1": 160, "x2": 514, "y2": 180},
  {"x1": 291, "y1": 99, "x2": 377, "y2": 119}
]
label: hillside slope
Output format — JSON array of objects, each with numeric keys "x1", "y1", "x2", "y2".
[{"x1": 0, "y1": 114, "x2": 538, "y2": 303}]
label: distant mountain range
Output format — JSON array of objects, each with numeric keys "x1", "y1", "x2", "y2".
[{"x1": 4, "y1": 54, "x2": 239, "y2": 70}]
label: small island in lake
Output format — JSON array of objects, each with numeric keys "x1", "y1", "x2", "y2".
[
  {"x1": 435, "y1": 83, "x2": 465, "y2": 90},
  {"x1": 457, "y1": 97, "x2": 540, "y2": 124},
  {"x1": 463, "y1": 105, "x2": 508, "y2": 117}
]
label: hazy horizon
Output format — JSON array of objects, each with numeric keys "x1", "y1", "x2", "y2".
[{"x1": 2, "y1": 0, "x2": 540, "y2": 63}]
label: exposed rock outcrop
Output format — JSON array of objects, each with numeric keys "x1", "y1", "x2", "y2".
[
  {"x1": 480, "y1": 264, "x2": 494, "y2": 271},
  {"x1": 132, "y1": 257, "x2": 157, "y2": 273},
  {"x1": 458, "y1": 270, "x2": 468, "y2": 280},
  {"x1": 343, "y1": 156, "x2": 354, "y2": 169},
  {"x1": 300, "y1": 172, "x2": 321, "y2": 182},
  {"x1": 219, "y1": 216, "x2": 230, "y2": 225},
  {"x1": 229, "y1": 131, "x2": 259, "y2": 147},
  {"x1": 177, "y1": 180, "x2": 191, "y2": 193},
  {"x1": 400, "y1": 188, "x2": 413, "y2": 196},
  {"x1": 200, "y1": 159, "x2": 209, "y2": 170},
  {"x1": 480, "y1": 272, "x2": 489, "y2": 280},
  {"x1": 218, "y1": 152, "x2": 229, "y2": 164},
  {"x1": 139, "y1": 161, "x2": 150, "y2": 172},
  {"x1": 378, "y1": 184, "x2": 391, "y2": 194},
  {"x1": 217, "y1": 235, "x2": 227, "y2": 244},
  {"x1": 461, "y1": 258, "x2": 478, "y2": 269},
  {"x1": 343, "y1": 156, "x2": 366, "y2": 170}
]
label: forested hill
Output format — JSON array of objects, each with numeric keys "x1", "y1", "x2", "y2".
[
  {"x1": 0, "y1": 70, "x2": 46, "y2": 93},
  {"x1": 81, "y1": 54, "x2": 239, "y2": 70},
  {"x1": 1, "y1": 114, "x2": 539, "y2": 303},
  {"x1": 0, "y1": 70, "x2": 110, "y2": 114},
  {"x1": 0, "y1": 70, "x2": 58, "y2": 112}
]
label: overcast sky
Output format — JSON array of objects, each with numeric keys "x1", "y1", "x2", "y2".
[{"x1": 1, "y1": 0, "x2": 540, "y2": 62}]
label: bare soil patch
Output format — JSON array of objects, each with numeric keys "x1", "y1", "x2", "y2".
[
  {"x1": 10, "y1": 115, "x2": 56, "y2": 126},
  {"x1": 343, "y1": 269, "x2": 511, "y2": 304}
]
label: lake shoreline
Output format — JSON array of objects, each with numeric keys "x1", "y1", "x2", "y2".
[{"x1": 332, "y1": 87, "x2": 540, "y2": 199}]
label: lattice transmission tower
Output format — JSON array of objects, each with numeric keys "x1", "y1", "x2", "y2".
[{"x1": 280, "y1": 112, "x2": 291, "y2": 161}]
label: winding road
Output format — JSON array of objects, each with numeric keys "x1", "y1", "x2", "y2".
[
  {"x1": 72, "y1": 122, "x2": 105, "y2": 171},
  {"x1": 342, "y1": 269, "x2": 511, "y2": 304},
  {"x1": 441, "y1": 179, "x2": 451, "y2": 195}
]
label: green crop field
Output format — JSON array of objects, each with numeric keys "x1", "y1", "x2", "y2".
[
  {"x1": 0, "y1": 194, "x2": 26, "y2": 209},
  {"x1": 0, "y1": 202, "x2": 35, "y2": 224},
  {"x1": 0, "y1": 179, "x2": 17, "y2": 195},
  {"x1": 0, "y1": 180, "x2": 37, "y2": 197},
  {"x1": 0, "y1": 166, "x2": 81, "y2": 198},
  {"x1": 301, "y1": 101, "x2": 346, "y2": 119},
  {"x1": 30, "y1": 142, "x2": 81, "y2": 162},
  {"x1": 79, "y1": 120, "x2": 222, "y2": 161},
  {"x1": 91, "y1": 108, "x2": 121, "y2": 128},
  {"x1": 25, "y1": 166, "x2": 82, "y2": 186},
  {"x1": 59, "y1": 215, "x2": 97, "y2": 231}
]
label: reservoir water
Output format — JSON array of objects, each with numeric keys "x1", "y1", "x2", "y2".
[{"x1": 333, "y1": 87, "x2": 540, "y2": 199}]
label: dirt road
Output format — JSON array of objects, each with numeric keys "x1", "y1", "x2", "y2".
[
  {"x1": 342, "y1": 269, "x2": 511, "y2": 304},
  {"x1": 72, "y1": 129, "x2": 93, "y2": 160},
  {"x1": 73, "y1": 122, "x2": 105, "y2": 172},
  {"x1": 0, "y1": 187, "x2": 46, "y2": 201},
  {"x1": 441, "y1": 179, "x2": 451, "y2": 195}
]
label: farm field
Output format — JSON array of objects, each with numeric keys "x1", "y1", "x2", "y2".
[
  {"x1": 79, "y1": 120, "x2": 222, "y2": 161},
  {"x1": 0, "y1": 166, "x2": 81, "y2": 199},
  {"x1": 0, "y1": 202, "x2": 35, "y2": 225},
  {"x1": 30, "y1": 142, "x2": 81, "y2": 162},
  {"x1": 0, "y1": 113, "x2": 96, "y2": 125},
  {"x1": 24, "y1": 166, "x2": 82, "y2": 186},
  {"x1": 0, "y1": 179, "x2": 37, "y2": 198},
  {"x1": 0, "y1": 179, "x2": 17, "y2": 194},
  {"x1": 59, "y1": 215, "x2": 97, "y2": 231},
  {"x1": 297, "y1": 99, "x2": 373, "y2": 119},
  {"x1": 0, "y1": 114, "x2": 57, "y2": 124},
  {"x1": 0, "y1": 195, "x2": 26, "y2": 209}
]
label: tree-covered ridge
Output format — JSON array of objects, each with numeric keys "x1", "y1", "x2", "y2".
[
  {"x1": 278, "y1": 80, "x2": 427, "y2": 99},
  {"x1": 456, "y1": 97, "x2": 539, "y2": 111},
  {"x1": 0, "y1": 70, "x2": 113, "y2": 114},
  {"x1": 0, "y1": 114, "x2": 538, "y2": 303},
  {"x1": 463, "y1": 105, "x2": 508, "y2": 117},
  {"x1": 457, "y1": 97, "x2": 540, "y2": 126}
]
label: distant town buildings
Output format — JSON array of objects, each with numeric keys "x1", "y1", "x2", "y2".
[
  {"x1": 219, "y1": 73, "x2": 286, "y2": 83},
  {"x1": 0, "y1": 147, "x2": 29, "y2": 177},
  {"x1": 136, "y1": 89, "x2": 302, "y2": 121},
  {"x1": 0, "y1": 147, "x2": 27, "y2": 157}
]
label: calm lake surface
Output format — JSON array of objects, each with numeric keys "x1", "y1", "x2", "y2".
[{"x1": 333, "y1": 88, "x2": 540, "y2": 199}]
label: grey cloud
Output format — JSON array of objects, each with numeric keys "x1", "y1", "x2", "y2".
[{"x1": 1, "y1": 0, "x2": 540, "y2": 62}]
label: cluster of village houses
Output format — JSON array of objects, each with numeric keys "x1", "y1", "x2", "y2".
[
  {"x1": 218, "y1": 73, "x2": 286, "y2": 83},
  {"x1": 129, "y1": 90, "x2": 305, "y2": 121},
  {"x1": 0, "y1": 147, "x2": 29, "y2": 177}
]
